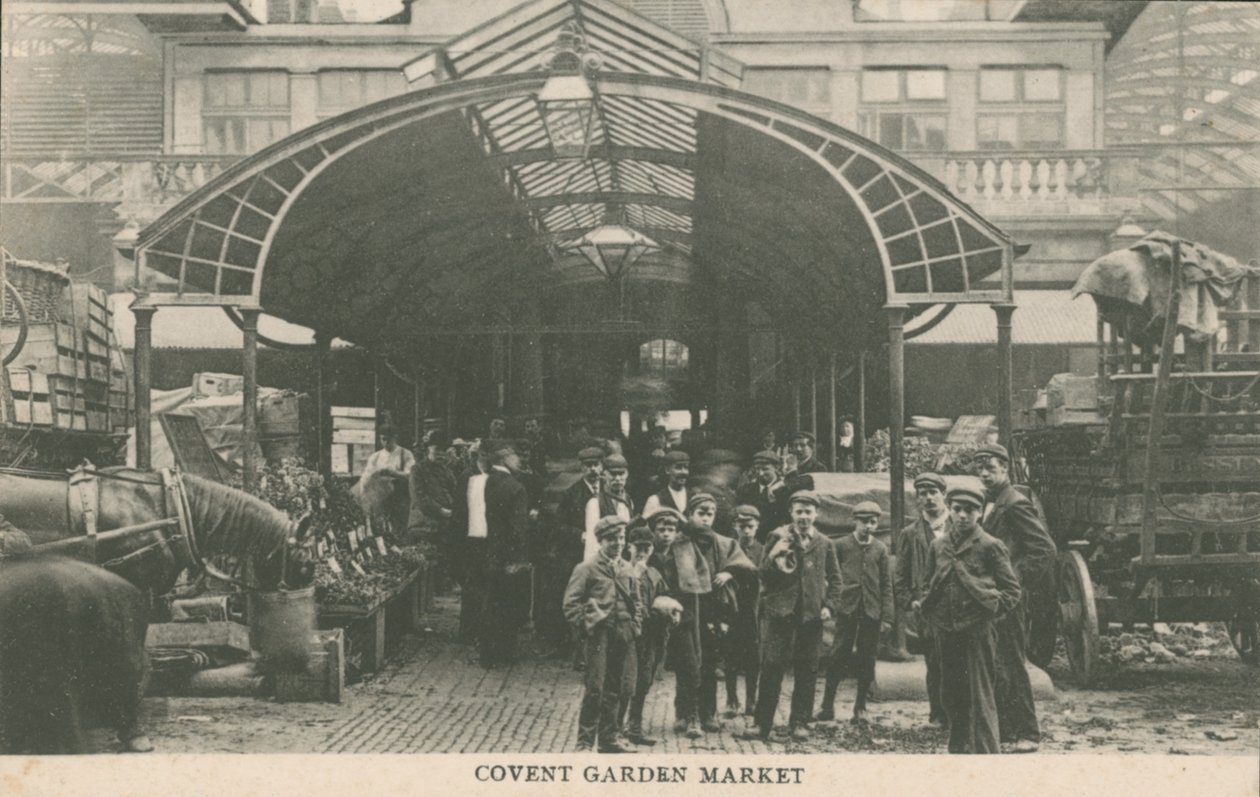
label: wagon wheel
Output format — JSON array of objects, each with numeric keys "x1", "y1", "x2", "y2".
[
  {"x1": 1227, "y1": 614, "x2": 1258, "y2": 664},
  {"x1": 1057, "y1": 550, "x2": 1099, "y2": 684}
]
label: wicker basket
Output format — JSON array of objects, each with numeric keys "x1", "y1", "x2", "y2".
[{"x1": 2, "y1": 249, "x2": 69, "y2": 324}]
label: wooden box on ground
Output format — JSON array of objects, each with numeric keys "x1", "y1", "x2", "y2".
[
  {"x1": 146, "y1": 621, "x2": 252, "y2": 653},
  {"x1": 318, "y1": 570, "x2": 420, "y2": 681},
  {"x1": 275, "y1": 629, "x2": 345, "y2": 703}
]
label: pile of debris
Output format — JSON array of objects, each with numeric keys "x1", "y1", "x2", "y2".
[{"x1": 1099, "y1": 623, "x2": 1235, "y2": 665}]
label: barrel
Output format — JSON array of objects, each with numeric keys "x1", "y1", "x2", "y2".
[{"x1": 247, "y1": 586, "x2": 316, "y2": 673}]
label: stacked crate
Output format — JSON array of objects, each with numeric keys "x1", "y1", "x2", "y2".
[
  {"x1": 331, "y1": 406, "x2": 376, "y2": 476},
  {"x1": 2, "y1": 278, "x2": 132, "y2": 433}
]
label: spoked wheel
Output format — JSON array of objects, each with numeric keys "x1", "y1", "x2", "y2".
[
  {"x1": 1057, "y1": 550, "x2": 1099, "y2": 684},
  {"x1": 1227, "y1": 614, "x2": 1258, "y2": 664}
]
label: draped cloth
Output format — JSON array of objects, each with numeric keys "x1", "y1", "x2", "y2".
[{"x1": 669, "y1": 527, "x2": 754, "y2": 596}]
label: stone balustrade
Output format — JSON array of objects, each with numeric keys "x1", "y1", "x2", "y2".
[{"x1": 2, "y1": 156, "x2": 236, "y2": 206}]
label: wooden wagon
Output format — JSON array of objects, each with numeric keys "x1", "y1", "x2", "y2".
[{"x1": 1016, "y1": 236, "x2": 1260, "y2": 683}]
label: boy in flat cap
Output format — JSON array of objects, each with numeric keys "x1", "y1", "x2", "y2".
[
  {"x1": 723, "y1": 504, "x2": 765, "y2": 718},
  {"x1": 895, "y1": 472, "x2": 951, "y2": 728},
  {"x1": 818, "y1": 500, "x2": 894, "y2": 723},
  {"x1": 975, "y1": 443, "x2": 1056, "y2": 753},
  {"x1": 655, "y1": 493, "x2": 755, "y2": 738},
  {"x1": 918, "y1": 486, "x2": 1022, "y2": 754},
  {"x1": 642, "y1": 450, "x2": 690, "y2": 518},
  {"x1": 563, "y1": 517, "x2": 642, "y2": 753},
  {"x1": 736, "y1": 451, "x2": 787, "y2": 540},
  {"x1": 618, "y1": 521, "x2": 681, "y2": 746},
  {"x1": 745, "y1": 490, "x2": 842, "y2": 742},
  {"x1": 583, "y1": 454, "x2": 635, "y2": 561}
]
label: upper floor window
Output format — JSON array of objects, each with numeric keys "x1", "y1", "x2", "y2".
[
  {"x1": 742, "y1": 68, "x2": 832, "y2": 117},
  {"x1": 640, "y1": 339, "x2": 689, "y2": 373},
  {"x1": 203, "y1": 71, "x2": 291, "y2": 154},
  {"x1": 977, "y1": 67, "x2": 1064, "y2": 150},
  {"x1": 317, "y1": 70, "x2": 407, "y2": 117},
  {"x1": 858, "y1": 68, "x2": 947, "y2": 152}
]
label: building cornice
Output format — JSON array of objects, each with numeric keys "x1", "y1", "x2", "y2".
[{"x1": 713, "y1": 23, "x2": 1109, "y2": 46}]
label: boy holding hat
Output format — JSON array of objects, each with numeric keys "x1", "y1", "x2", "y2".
[
  {"x1": 563, "y1": 516, "x2": 642, "y2": 753},
  {"x1": 724, "y1": 505, "x2": 765, "y2": 718},
  {"x1": 818, "y1": 500, "x2": 894, "y2": 723},
  {"x1": 655, "y1": 493, "x2": 755, "y2": 738},
  {"x1": 642, "y1": 451, "x2": 691, "y2": 518},
  {"x1": 975, "y1": 443, "x2": 1056, "y2": 753},
  {"x1": 745, "y1": 490, "x2": 843, "y2": 742},
  {"x1": 895, "y1": 471, "x2": 951, "y2": 728},
  {"x1": 618, "y1": 520, "x2": 681, "y2": 746},
  {"x1": 917, "y1": 485, "x2": 1022, "y2": 754}
]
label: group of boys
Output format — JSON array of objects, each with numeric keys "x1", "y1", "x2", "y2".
[{"x1": 562, "y1": 440, "x2": 1053, "y2": 756}]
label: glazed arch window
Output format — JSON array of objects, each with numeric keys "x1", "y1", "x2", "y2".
[
  {"x1": 317, "y1": 70, "x2": 408, "y2": 117},
  {"x1": 858, "y1": 68, "x2": 948, "y2": 152},
  {"x1": 977, "y1": 66, "x2": 1064, "y2": 150},
  {"x1": 640, "y1": 339, "x2": 690, "y2": 373},
  {"x1": 203, "y1": 71, "x2": 291, "y2": 155}
]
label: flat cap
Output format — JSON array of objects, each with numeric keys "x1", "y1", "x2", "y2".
[
  {"x1": 628, "y1": 525, "x2": 655, "y2": 546},
  {"x1": 664, "y1": 450, "x2": 691, "y2": 465},
  {"x1": 593, "y1": 516, "x2": 628, "y2": 540},
  {"x1": 852, "y1": 500, "x2": 882, "y2": 519},
  {"x1": 578, "y1": 446, "x2": 606, "y2": 463},
  {"x1": 790, "y1": 431, "x2": 816, "y2": 445},
  {"x1": 480, "y1": 437, "x2": 515, "y2": 456},
  {"x1": 752, "y1": 450, "x2": 782, "y2": 467},
  {"x1": 685, "y1": 492, "x2": 718, "y2": 514},
  {"x1": 946, "y1": 485, "x2": 985, "y2": 509},
  {"x1": 647, "y1": 507, "x2": 684, "y2": 527},
  {"x1": 974, "y1": 443, "x2": 1010, "y2": 463},
  {"x1": 603, "y1": 454, "x2": 629, "y2": 472},
  {"x1": 734, "y1": 504, "x2": 761, "y2": 521},
  {"x1": 914, "y1": 472, "x2": 947, "y2": 492},
  {"x1": 789, "y1": 490, "x2": 820, "y2": 507}
]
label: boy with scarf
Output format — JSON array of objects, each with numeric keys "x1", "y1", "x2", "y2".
[
  {"x1": 724, "y1": 505, "x2": 765, "y2": 718},
  {"x1": 563, "y1": 517, "x2": 642, "y2": 753},
  {"x1": 654, "y1": 493, "x2": 755, "y2": 738}
]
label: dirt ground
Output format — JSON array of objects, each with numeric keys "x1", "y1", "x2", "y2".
[{"x1": 89, "y1": 614, "x2": 1260, "y2": 756}]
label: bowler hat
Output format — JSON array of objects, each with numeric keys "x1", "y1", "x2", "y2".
[
  {"x1": 946, "y1": 485, "x2": 985, "y2": 509},
  {"x1": 734, "y1": 504, "x2": 761, "y2": 521},
  {"x1": 914, "y1": 472, "x2": 947, "y2": 492},
  {"x1": 593, "y1": 516, "x2": 628, "y2": 540},
  {"x1": 789, "y1": 490, "x2": 820, "y2": 507},
  {"x1": 974, "y1": 443, "x2": 1010, "y2": 463},
  {"x1": 852, "y1": 500, "x2": 882, "y2": 519},
  {"x1": 603, "y1": 454, "x2": 629, "y2": 472},
  {"x1": 578, "y1": 446, "x2": 606, "y2": 463}
]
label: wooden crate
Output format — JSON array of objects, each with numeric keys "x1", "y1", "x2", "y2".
[
  {"x1": 331, "y1": 406, "x2": 376, "y2": 476},
  {"x1": 274, "y1": 629, "x2": 345, "y2": 704},
  {"x1": 63, "y1": 282, "x2": 111, "y2": 343},
  {"x1": 194, "y1": 371, "x2": 243, "y2": 397},
  {"x1": 4, "y1": 369, "x2": 53, "y2": 426},
  {"x1": 318, "y1": 571, "x2": 418, "y2": 681},
  {"x1": 1, "y1": 322, "x2": 83, "y2": 378}
]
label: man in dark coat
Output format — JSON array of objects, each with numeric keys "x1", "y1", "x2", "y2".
[
  {"x1": 735, "y1": 451, "x2": 788, "y2": 540},
  {"x1": 785, "y1": 431, "x2": 828, "y2": 480},
  {"x1": 917, "y1": 485, "x2": 1022, "y2": 754},
  {"x1": 460, "y1": 438, "x2": 531, "y2": 666},
  {"x1": 818, "y1": 501, "x2": 894, "y2": 723},
  {"x1": 977, "y1": 443, "x2": 1057, "y2": 753},
  {"x1": 743, "y1": 490, "x2": 843, "y2": 743},
  {"x1": 894, "y1": 472, "x2": 951, "y2": 728},
  {"x1": 541, "y1": 446, "x2": 605, "y2": 657}
]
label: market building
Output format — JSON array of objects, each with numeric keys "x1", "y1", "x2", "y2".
[{"x1": 3, "y1": 1, "x2": 1257, "y2": 508}]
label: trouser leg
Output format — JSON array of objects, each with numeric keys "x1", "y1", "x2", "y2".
[
  {"x1": 600, "y1": 632, "x2": 630, "y2": 746},
  {"x1": 753, "y1": 618, "x2": 792, "y2": 732},
  {"x1": 853, "y1": 616, "x2": 881, "y2": 711},
  {"x1": 994, "y1": 601, "x2": 1040, "y2": 743},
  {"x1": 578, "y1": 628, "x2": 609, "y2": 748},
  {"x1": 938, "y1": 623, "x2": 1000, "y2": 754},
  {"x1": 626, "y1": 634, "x2": 659, "y2": 731},
  {"x1": 672, "y1": 598, "x2": 701, "y2": 722},
  {"x1": 922, "y1": 627, "x2": 946, "y2": 723},
  {"x1": 698, "y1": 617, "x2": 720, "y2": 722},
  {"x1": 822, "y1": 613, "x2": 858, "y2": 711},
  {"x1": 788, "y1": 619, "x2": 823, "y2": 728}
]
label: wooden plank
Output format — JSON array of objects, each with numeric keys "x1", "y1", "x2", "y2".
[
  {"x1": 333, "y1": 428, "x2": 376, "y2": 445},
  {"x1": 332, "y1": 406, "x2": 375, "y2": 419},
  {"x1": 332, "y1": 416, "x2": 376, "y2": 431},
  {"x1": 146, "y1": 621, "x2": 251, "y2": 652}
]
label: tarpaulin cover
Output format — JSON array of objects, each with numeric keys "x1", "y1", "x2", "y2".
[
  {"x1": 801, "y1": 472, "x2": 984, "y2": 542},
  {"x1": 1072, "y1": 231, "x2": 1254, "y2": 344},
  {"x1": 127, "y1": 386, "x2": 281, "y2": 472}
]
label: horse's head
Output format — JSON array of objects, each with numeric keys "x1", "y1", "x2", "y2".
[{"x1": 253, "y1": 513, "x2": 317, "y2": 591}]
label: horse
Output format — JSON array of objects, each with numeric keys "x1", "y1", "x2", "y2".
[
  {"x1": 0, "y1": 466, "x2": 315, "y2": 596},
  {"x1": 0, "y1": 554, "x2": 154, "y2": 754}
]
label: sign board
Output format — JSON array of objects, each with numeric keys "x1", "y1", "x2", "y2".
[
  {"x1": 946, "y1": 415, "x2": 998, "y2": 445},
  {"x1": 158, "y1": 412, "x2": 228, "y2": 482}
]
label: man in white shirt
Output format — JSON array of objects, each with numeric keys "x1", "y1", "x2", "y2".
[
  {"x1": 642, "y1": 451, "x2": 689, "y2": 519},
  {"x1": 363, "y1": 425, "x2": 416, "y2": 535},
  {"x1": 583, "y1": 455, "x2": 634, "y2": 560}
]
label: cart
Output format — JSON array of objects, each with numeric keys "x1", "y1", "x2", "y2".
[{"x1": 1016, "y1": 235, "x2": 1260, "y2": 683}]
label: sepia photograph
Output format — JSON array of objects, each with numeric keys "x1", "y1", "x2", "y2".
[{"x1": 1, "y1": 0, "x2": 1258, "y2": 791}]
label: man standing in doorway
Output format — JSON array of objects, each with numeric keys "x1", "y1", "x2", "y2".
[
  {"x1": 917, "y1": 485, "x2": 1021, "y2": 754},
  {"x1": 894, "y1": 472, "x2": 951, "y2": 728},
  {"x1": 642, "y1": 450, "x2": 689, "y2": 518},
  {"x1": 976, "y1": 443, "x2": 1056, "y2": 754}
]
